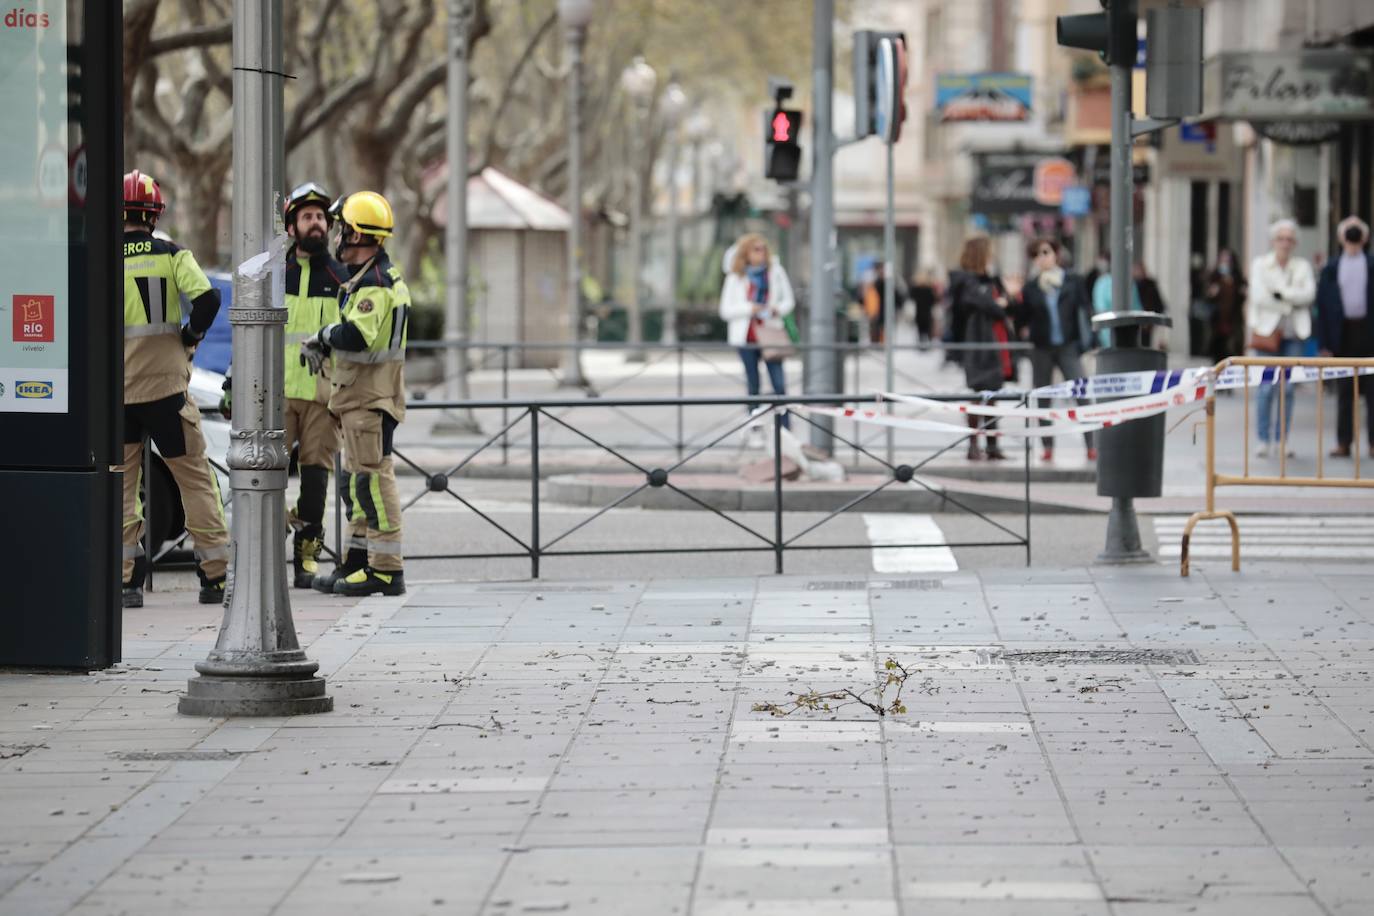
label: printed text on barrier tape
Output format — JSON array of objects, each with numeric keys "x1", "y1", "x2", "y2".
[
  {"x1": 1024, "y1": 364, "x2": 1374, "y2": 401},
  {"x1": 793, "y1": 405, "x2": 1106, "y2": 439},
  {"x1": 883, "y1": 382, "x2": 1209, "y2": 424}
]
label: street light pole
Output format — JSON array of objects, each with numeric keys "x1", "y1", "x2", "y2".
[
  {"x1": 620, "y1": 56, "x2": 656, "y2": 359},
  {"x1": 660, "y1": 83, "x2": 687, "y2": 347},
  {"x1": 558, "y1": 0, "x2": 594, "y2": 388},
  {"x1": 438, "y1": 0, "x2": 478, "y2": 433},
  {"x1": 807, "y1": 0, "x2": 836, "y2": 453},
  {"x1": 179, "y1": 0, "x2": 330, "y2": 717}
]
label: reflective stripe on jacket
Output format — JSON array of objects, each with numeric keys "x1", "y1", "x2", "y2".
[
  {"x1": 123, "y1": 231, "x2": 211, "y2": 404},
  {"x1": 284, "y1": 250, "x2": 346, "y2": 403}
]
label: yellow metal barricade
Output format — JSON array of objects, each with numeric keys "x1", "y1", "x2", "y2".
[{"x1": 1180, "y1": 356, "x2": 1374, "y2": 577}]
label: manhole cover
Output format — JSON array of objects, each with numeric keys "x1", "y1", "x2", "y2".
[
  {"x1": 110, "y1": 750, "x2": 248, "y2": 762},
  {"x1": 999, "y1": 649, "x2": 1201, "y2": 666}
]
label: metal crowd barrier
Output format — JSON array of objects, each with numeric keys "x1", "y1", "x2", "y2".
[
  {"x1": 371, "y1": 392, "x2": 1032, "y2": 578},
  {"x1": 1179, "y1": 356, "x2": 1374, "y2": 577}
]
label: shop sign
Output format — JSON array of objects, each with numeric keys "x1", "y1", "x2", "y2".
[
  {"x1": 1204, "y1": 50, "x2": 1374, "y2": 121},
  {"x1": 971, "y1": 152, "x2": 1076, "y2": 215},
  {"x1": 935, "y1": 73, "x2": 1032, "y2": 122},
  {"x1": 1157, "y1": 121, "x2": 1242, "y2": 180}
]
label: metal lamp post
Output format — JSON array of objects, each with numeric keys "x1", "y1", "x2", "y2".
[
  {"x1": 659, "y1": 81, "x2": 688, "y2": 347},
  {"x1": 619, "y1": 55, "x2": 656, "y2": 358},
  {"x1": 557, "y1": 0, "x2": 594, "y2": 388},
  {"x1": 685, "y1": 111, "x2": 712, "y2": 228},
  {"x1": 436, "y1": 0, "x2": 478, "y2": 433},
  {"x1": 179, "y1": 0, "x2": 330, "y2": 717}
]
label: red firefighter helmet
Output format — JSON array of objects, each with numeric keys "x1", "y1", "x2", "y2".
[{"x1": 123, "y1": 170, "x2": 165, "y2": 223}]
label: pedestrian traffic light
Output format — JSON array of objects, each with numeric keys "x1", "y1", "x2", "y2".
[
  {"x1": 1057, "y1": 0, "x2": 1136, "y2": 67},
  {"x1": 764, "y1": 108, "x2": 803, "y2": 181}
]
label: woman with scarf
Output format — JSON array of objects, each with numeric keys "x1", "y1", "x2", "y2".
[
  {"x1": 720, "y1": 233, "x2": 795, "y2": 439},
  {"x1": 949, "y1": 234, "x2": 1017, "y2": 460},
  {"x1": 1014, "y1": 237, "x2": 1097, "y2": 462}
]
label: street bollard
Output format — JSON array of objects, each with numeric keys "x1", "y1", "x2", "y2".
[{"x1": 1092, "y1": 311, "x2": 1173, "y2": 564}]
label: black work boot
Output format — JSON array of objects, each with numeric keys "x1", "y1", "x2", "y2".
[
  {"x1": 313, "y1": 548, "x2": 367, "y2": 595},
  {"x1": 122, "y1": 556, "x2": 146, "y2": 608},
  {"x1": 197, "y1": 573, "x2": 227, "y2": 605},
  {"x1": 333, "y1": 566, "x2": 405, "y2": 598},
  {"x1": 293, "y1": 534, "x2": 324, "y2": 589}
]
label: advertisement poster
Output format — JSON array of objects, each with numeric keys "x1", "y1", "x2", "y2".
[{"x1": 0, "y1": 5, "x2": 70, "y2": 413}]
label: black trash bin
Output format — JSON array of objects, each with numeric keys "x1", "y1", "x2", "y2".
[{"x1": 1092, "y1": 311, "x2": 1173, "y2": 563}]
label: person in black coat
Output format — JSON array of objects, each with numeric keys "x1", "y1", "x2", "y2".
[
  {"x1": 1315, "y1": 216, "x2": 1374, "y2": 458},
  {"x1": 950, "y1": 234, "x2": 1016, "y2": 460},
  {"x1": 1012, "y1": 237, "x2": 1096, "y2": 461}
]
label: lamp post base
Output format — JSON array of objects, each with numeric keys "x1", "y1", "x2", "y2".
[
  {"x1": 1095, "y1": 496, "x2": 1154, "y2": 565},
  {"x1": 178, "y1": 652, "x2": 333, "y2": 717}
]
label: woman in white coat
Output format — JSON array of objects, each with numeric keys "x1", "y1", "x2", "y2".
[
  {"x1": 1247, "y1": 218, "x2": 1316, "y2": 457},
  {"x1": 719, "y1": 232, "x2": 795, "y2": 430}
]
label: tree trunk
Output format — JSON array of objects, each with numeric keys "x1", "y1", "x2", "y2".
[{"x1": 169, "y1": 155, "x2": 231, "y2": 267}]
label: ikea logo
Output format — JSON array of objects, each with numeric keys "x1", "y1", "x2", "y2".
[{"x1": 15, "y1": 381, "x2": 53, "y2": 399}]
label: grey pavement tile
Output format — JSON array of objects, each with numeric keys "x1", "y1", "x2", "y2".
[
  {"x1": 1282, "y1": 845, "x2": 1374, "y2": 907},
  {"x1": 694, "y1": 901, "x2": 898, "y2": 915},
  {"x1": 1109, "y1": 900, "x2": 1327, "y2": 915},
  {"x1": 1087, "y1": 844, "x2": 1309, "y2": 901}
]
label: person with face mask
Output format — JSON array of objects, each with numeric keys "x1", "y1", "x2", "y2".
[
  {"x1": 1247, "y1": 218, "x2": 1315, "y2": 458},
  {"x1": 1315, "y1": 216, "x2": 1374, "y2": 458}
]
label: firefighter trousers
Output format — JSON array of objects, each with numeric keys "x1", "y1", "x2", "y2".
[
  {"x1": 120, "y1": 392, "x2": 229, "y2": 584},
  {"x1": 338, "y1": 407, "x2": 402, "y2": 572},
  {"x1": 285, "y1": 397, "x2": 339, "y2": 538}
]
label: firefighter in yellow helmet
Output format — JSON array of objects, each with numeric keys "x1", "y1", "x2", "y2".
[
  {"x1": 119, "y1": 169, "x2": 230, "y2": 608},
  {"x1": 301, "y1": 191, "x2": 409, "y2": 596}
]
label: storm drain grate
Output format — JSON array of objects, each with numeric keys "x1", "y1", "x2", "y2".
[
  {"x1": 806, "y1": 579, "x2": 944, "y2": 592},
  {"x1": 110, "y1": 750, "x2": 248, "y2": 762},
  {"x1": 999, "y1": 649, "x2": 1202, "y2": 666},
  {"x1": 476, "y1": 584, "x2": 613, "y2": 593},
  {"x1": 881, "y1": 579, "x2": 944, "y2": 591}
]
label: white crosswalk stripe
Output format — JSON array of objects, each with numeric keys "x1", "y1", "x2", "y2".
[
  {"x1": 862, "y1": 513, "x2": 959, "y2": 572},
  {"x1": 1153, "y1": 515, "x2": 1374, "y2": 561}
]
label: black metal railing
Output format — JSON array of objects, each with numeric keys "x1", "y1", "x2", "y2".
[{"x1": 355, "y1": 392, "x2": 1032, "y2": 578}]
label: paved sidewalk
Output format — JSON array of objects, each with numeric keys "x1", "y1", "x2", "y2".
[{"x1": 3, "y1": 563, "x2": 1373, "y2": 915}]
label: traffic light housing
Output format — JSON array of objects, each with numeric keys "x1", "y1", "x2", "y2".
[
  {"x1": 853, "y1": 29, "x2": 907, "y2": 141},
  {"x1": 764, "y1": 108, "x2": 803, "y2": 182},
  {"x1": 1057, "y1": 0, "x2": 1136, "y2": 67}
]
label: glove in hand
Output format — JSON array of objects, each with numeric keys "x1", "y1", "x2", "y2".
[{"x1": 300, "y1": 337, "x2": 328, "y2": 375}]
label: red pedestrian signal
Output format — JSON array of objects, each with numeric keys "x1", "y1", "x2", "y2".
[
  {"x1": 764, "y1": 108, "x2": 803, "y2": 182},
  {"x1": 772, "y1": 110, "x2": 795, "y2": 143}
]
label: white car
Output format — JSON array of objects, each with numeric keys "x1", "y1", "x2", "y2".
[{"x1": 146, "y1": 367, "x2": 232, "y2": 564}]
